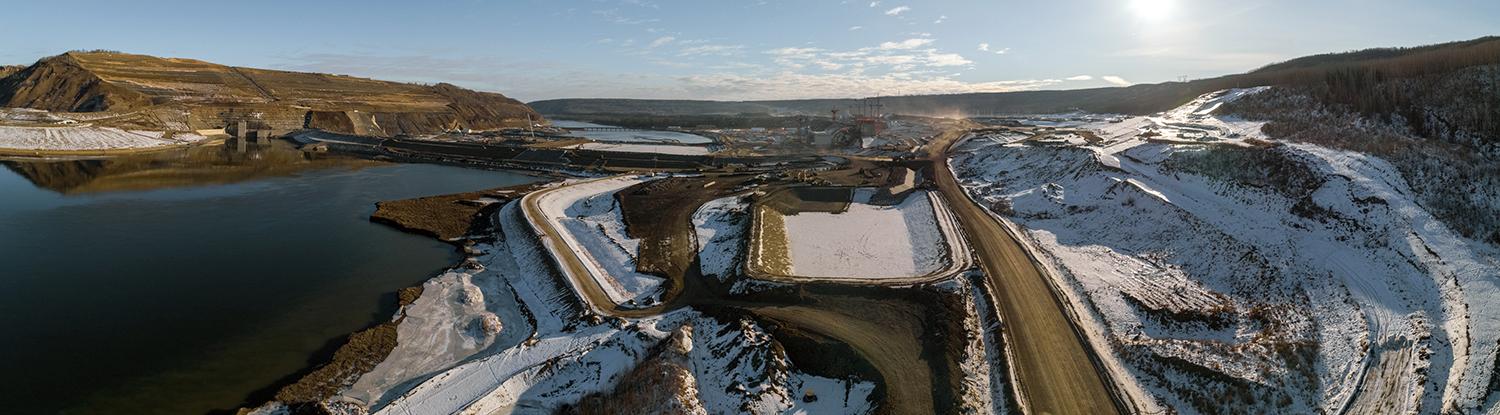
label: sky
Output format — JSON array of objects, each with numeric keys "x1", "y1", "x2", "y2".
[{"x1": 1, "y1": 0, "x2": 1495, "y2": 102}]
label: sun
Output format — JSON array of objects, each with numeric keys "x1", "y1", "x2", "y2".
[{"x1": 1128, "y1": 0, "x2": 1175, "y2": 21}]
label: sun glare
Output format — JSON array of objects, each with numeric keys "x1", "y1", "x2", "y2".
[{"x1": 1129, "y1": 0, "x2": 1174, "y2": 21}]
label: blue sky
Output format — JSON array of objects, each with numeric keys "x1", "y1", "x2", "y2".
[{"x1": 1, "y1": 0, "x2": 1495, "y2": 101}]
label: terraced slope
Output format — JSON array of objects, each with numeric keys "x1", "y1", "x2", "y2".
[{"x1": 0, "y1": 52, "x2": 541, "y2": 136}]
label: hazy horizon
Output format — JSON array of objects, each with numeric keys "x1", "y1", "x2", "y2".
[{"x1": 3, "y1": 0, "x2": 1495, "y2": 101}]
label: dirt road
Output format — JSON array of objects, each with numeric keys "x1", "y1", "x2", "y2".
[
  {"x1": 752, "y1": 298, "x2": 934, "y2": 415},
  {"x1": 522, "y1": 177, "x2": 945, "y2": 414},
  {"x1": 519, "y1": 180, "x2": 667, "y2": 318},
  {"x1": 928, "y1": 128, "x2": 1124, "y2": 415}
]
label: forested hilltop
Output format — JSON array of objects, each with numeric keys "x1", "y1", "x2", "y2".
[
  {"x1": 533, "y1": 36, "x2": 1500, "y2": 119},
  {"x1": 1225, "y1": 49, "x2": 1500, "y2": 244}
]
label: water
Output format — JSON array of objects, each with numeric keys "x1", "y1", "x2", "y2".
[
  {"x1": 0, "y1": 141, "x2": 540, "y2": 414},
  {"x1": 551, "y1": 120, "x2": 714, "y2": 144}
]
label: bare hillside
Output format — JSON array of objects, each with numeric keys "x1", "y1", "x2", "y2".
[{"x1": 0, "y1": 51, "x2": 542, "y2": 136}]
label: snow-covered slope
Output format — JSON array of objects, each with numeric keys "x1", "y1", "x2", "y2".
[
  {"x1": 949, "y1": 89, "x2": 1500, "y2": 414},
  {"x1": 370, "y1": 202, "x2": 666, "y2": 415},
  {"x1": 694, "y1": 195, "x2": 751, "y2": 284},
  {"x1": 685, "y1": 314, "x2": 875, "y2": 414},
  {"x1": 0, "y1": 125, "x2": 206, "y2": 152},
  {"x1": 533, "y1": 176, "x2": 666, "y2": 308}
]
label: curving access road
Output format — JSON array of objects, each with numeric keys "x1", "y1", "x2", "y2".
[{"x1": 928, "y1": 127, "x2": 1126, "y2": 415}]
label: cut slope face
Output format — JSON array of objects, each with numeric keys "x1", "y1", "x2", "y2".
[
  {"x1": 0, "y1": 54, "x2": 148, "y2": 112},
  {"x1": 0, "y1": 52, "x2": 541, "y2": 136}
]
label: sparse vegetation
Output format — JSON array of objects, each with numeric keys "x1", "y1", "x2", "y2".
[
  {"x1": 1161, "y1": 145, "x2": 1325, "y2": 199},
  {"x1": 1224, "y1": 64, "x2": 1500, "y2": 244}
]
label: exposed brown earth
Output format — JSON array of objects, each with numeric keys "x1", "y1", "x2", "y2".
[
  {"x1": 0, "y1": 51, "x2": 542, "y2": 136},
  {"x1": 0, "y1": 65, "x2": 24, "y2": 80},
  {"x1": 928, "y1": 126, "x2": 1125, "y2": 414},
  {"x1": 617, "y1": 175, "x2": 755, "y2": 279},
  {"x1": 752, "y1": 300, "x2": 931, "y2": 415},
  {"x1": 272, "y1": 321, "x2": 400, "y2": 409},
  {"x1": 370, "y1": 182, "x2": 549, "y2": 241}
]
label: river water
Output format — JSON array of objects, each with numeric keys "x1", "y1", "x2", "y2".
[
  {"x1": 0, "y1": 140, "x2": 539, "y2": 414},
  {"x1": 551, "y1": 120, "x2": 714, "y2": 144}
]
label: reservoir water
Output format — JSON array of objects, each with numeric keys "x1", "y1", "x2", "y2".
[
  {"x1": 551, "y1": 120, "x2": 714, "y2": 144},
  {"x1": 0, "y1": 141, "x2": 539, "y2": 414}
]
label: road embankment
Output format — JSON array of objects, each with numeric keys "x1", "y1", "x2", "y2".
[{"x1": 928, "y1": 127, "x2": 1125, "y2": 415}]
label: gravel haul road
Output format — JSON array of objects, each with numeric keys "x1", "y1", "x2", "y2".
[{"x1": 928, "y1": 128, "x2": 1125, "y2": 415}]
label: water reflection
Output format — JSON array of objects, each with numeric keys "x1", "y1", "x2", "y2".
[
  {"x1": 2, "y1": 138, "x2": 382, "y2": 194},
  {"x1": 0, "y1": 139, "x2": 539, "y2": 415}
]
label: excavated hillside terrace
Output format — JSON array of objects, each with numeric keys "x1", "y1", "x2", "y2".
[{"x1": 0, "y1": 52, "x2": 542, "y2": 137}]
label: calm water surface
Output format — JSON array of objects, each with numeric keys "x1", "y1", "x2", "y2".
[
  {"x1": 0, "y1": 141, "x2": 538, "y2": 414},
  {"x1": 552, "y1": 120, "x2": 714, "y2": 144}
]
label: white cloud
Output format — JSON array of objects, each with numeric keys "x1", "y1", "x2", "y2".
[
  {"x1": 768, "y1": 47, "x2": 823, "y2": 57},
  {"x1": 869, "y1": 1, "x2": 880, "y2": 7},
  {"x1": 923, "y1": 52, "x2": 971, "y2": 67},
  {"x1": 1066, "y1": 75, "x2": 1093, "y2": 81},
  {"x1": 849, "y1": 25, "x2": 863, "y2": 31},
  {"x1": 678, "y1": 72, "x2": 1063, "y2": 101},
  {"x1": 934, "y1": 15, "x2": 948, "y2": 24},
  {"x1": 767, "y1": 38, "x2": 973, "y2": 74},
  {"x1": 863, "y1": 54, "x2": 918, "y2": 65},
  {"x1": 978, "y1": 43, "x2": 990, "y2": 52},
  {"x1": 879, "y1": 38, "x2": 934, "y2": 50},
  {"x1": 678, "y1": 44, "x2": 744, "y2": 57},
  {"x1": 1102, "y1": 75, "x2": 1132, "y2": 86},
  {"x1": 766, "y1": 47, "x2": 825, "y2": 69},
  {"x1": 884, "y1": 5, "x2": 910, "y2": 16},
  {"x1": 994, "y1": 48, "x2": 1011, "y2": 55},
  {"x1": 278, "y1": 51, "x2": 1058, "y2": 102},
  {"x1": 649, "y1": 36, "x2": 675, "y2": 48}
]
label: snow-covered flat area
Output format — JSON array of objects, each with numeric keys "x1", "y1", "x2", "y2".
[
  {"x1": 530, "y1": 175, "x2": 666, "y2": 308},
  {"x1": 564, "y1": 142, "x2": 711, "y2": 155},
  {"x1": 949, "y1": 89, "x2": 1500, "y2": 414},
  {"x1": 759, "y1": 188, "x2": 968, "y2": 281},
  {"x1": 0, "y1": 125, "x2": 206, "y2": 152}
]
